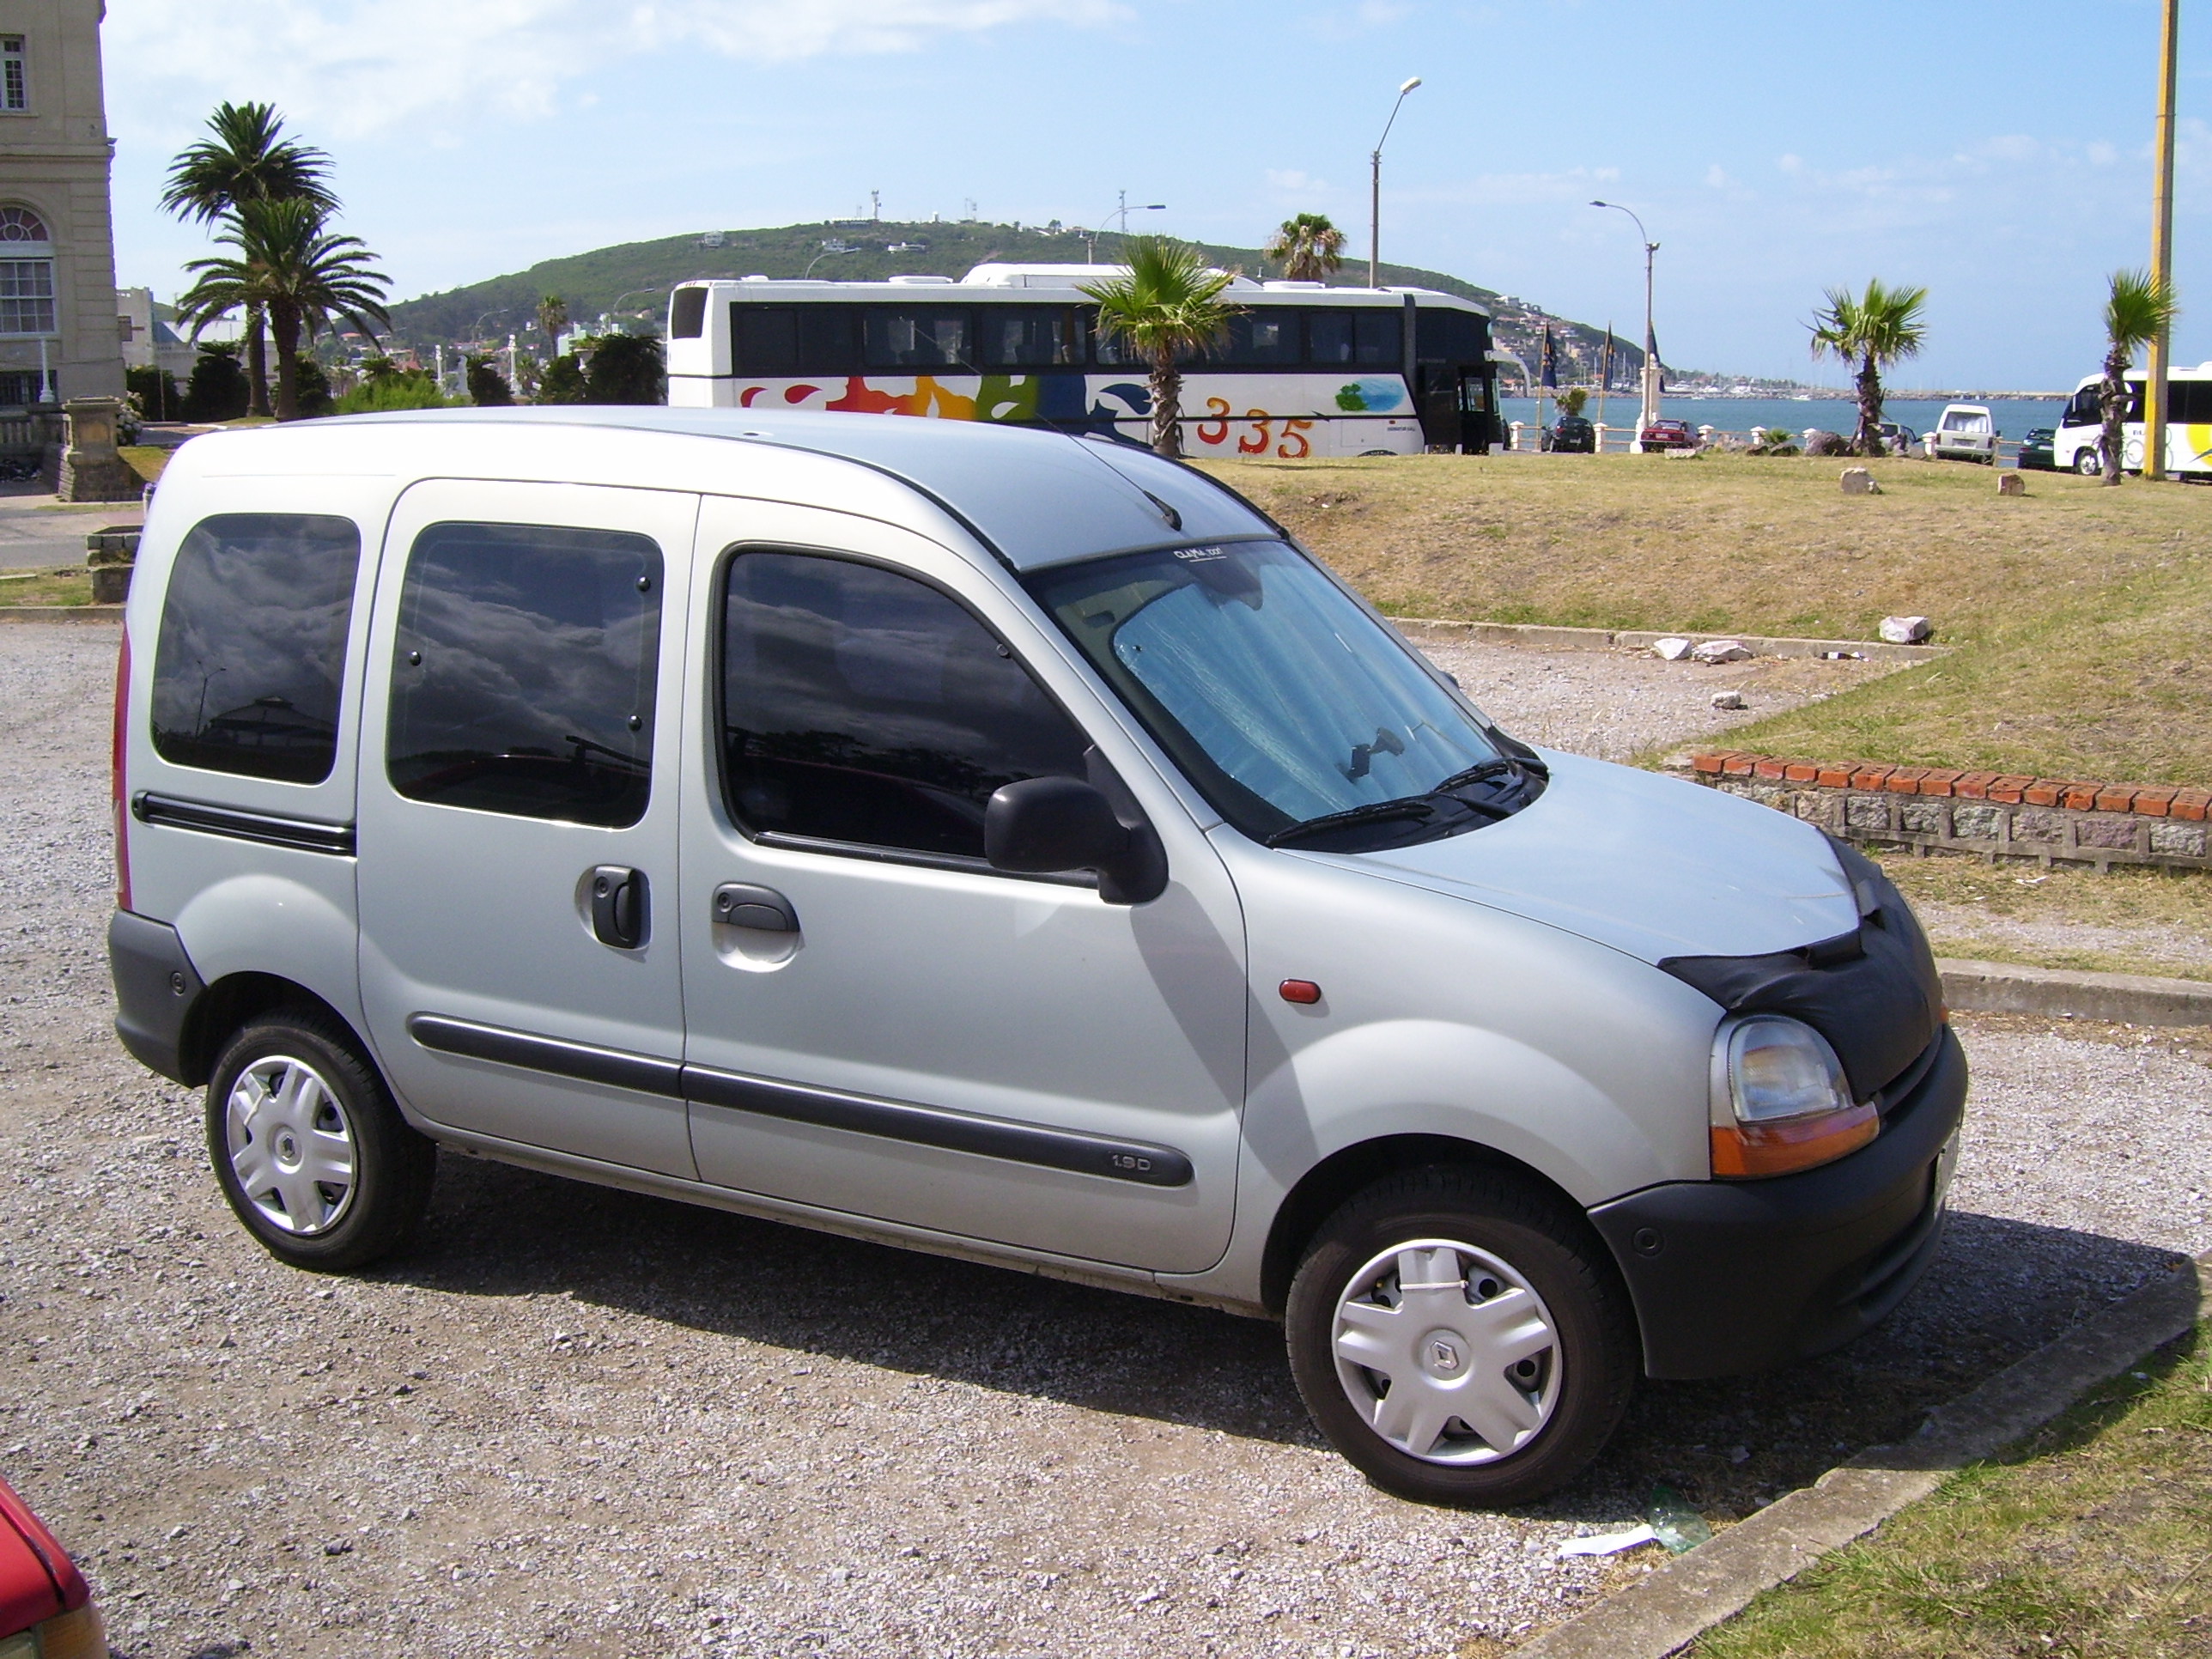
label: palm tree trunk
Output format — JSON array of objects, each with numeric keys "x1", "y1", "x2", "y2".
[
  {"x1": 270, "y1": 303, "x2": 301, "y2": 422},
  {"x1": 2099, "y1": 345, "x2": 2129, "y2": 485},
  {"x1": 1855, "y1": 352, "x2": 1884, "y2": 457},
  {"x1": 1150, "y1": 355, "x2": 1182, "y2": 458},
  {"x1": 245, "y1": 304, "x2": 271, "y2": 417}
]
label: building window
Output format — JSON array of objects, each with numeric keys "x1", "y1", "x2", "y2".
[
  {"x1": 0, "y1": 38, "x2": 23, "y2": 112},
  {"x1": 0, "y1": 208, "x2": 54, "y2": 337}
]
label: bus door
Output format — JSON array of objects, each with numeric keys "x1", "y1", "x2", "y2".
[
  {"x1": 1457, "y1": 368, "x2": 1495, "y2": 453},
  {"x1": 1414, "y1": 362, "x2": 1460, "y2": 450}
]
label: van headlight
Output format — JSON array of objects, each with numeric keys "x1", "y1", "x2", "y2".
[{"x1": 1710, "y1": 1014, "x2": 1878, "y2": 1178}]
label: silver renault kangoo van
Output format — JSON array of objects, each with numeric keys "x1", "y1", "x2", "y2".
[{"x1": 109, "y1": 409, "x2": 1965, "y2": 1505}]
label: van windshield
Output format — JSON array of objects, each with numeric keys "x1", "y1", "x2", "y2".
[{"x1": 1024, "y1": 539, "x2": 1544, "y2": 850}]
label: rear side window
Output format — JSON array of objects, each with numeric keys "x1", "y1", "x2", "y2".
[
  {"x1": 720, "y1": 551, "x2": 1089, "y2": 860},
  {"x1": 386, "y1": 522, "x2": 662, "y2": 828},
  {"x1": 669, "y1": 287, "x2": 708, "y2": 339},
  {"x1": 149, "y1": 513, "x2": 361, "y2": 784}
]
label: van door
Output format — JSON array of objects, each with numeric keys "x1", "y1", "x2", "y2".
[
  {"x1": 356, "y1": 482, "x2": 698, "y2": 1176},
  {"x1": 674, "y1": 499, "x2": 1248, "y2": 1274}
]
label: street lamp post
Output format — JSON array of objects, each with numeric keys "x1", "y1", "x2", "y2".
[
  {"x1": 1591, "y1": 200, "x2": 1660, "y2": 435},
  {"x1": 1082, "y1": 192, "x2": 1165, "y2": 262},
  {"x1": 1369, "y1": 76, "x2": 1422, "y2": 288},
  {"x1": 2145, "y1": 0, "x2": 2180, "y2": 481}
]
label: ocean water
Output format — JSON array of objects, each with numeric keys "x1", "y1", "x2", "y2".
[{"x1": 1498, "y1": 395, "x2": 2063, "y2": 441}]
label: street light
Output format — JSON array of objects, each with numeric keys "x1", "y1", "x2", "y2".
[
  {"x1": 1082, "y1": 191, "x2": 1165, "y2": 262},
  {"x1": 1370, "y1": 76, "x2": 1422, "y2": 288},
  {"x1": 1591, "y1": 200, "x2": 1660, "y2": 434},
  {"x1": 801, "y1": 246, "x2": 851, "y2": 279}
]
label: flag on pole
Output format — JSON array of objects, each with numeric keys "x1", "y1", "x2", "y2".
[
  {"x1": 1540, "y1": 325, "x2": 1559, "y2": 389},
  {"x1": 1600, "y1": 332, "x2": 1613, "y2": 391}
]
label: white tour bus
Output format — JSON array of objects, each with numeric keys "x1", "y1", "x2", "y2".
[
  {"x1": 663, "y1": 264, "x2": 1501, "y2": 457},
  {"x1": 2052, "y1": 364, "x2": 2212, "y2": 477}
]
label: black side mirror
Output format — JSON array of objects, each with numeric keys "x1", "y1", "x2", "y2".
[{"x1": 985, "y1": 776, "x2": 1167, "y2": 905}]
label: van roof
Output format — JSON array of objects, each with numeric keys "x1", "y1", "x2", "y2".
[{"x1": 198, "y1": 406, "x2": 1282, "y2": 574}]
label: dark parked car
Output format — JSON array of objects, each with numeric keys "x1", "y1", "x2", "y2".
[
  {"x1": 0, "y1": 1474, "x2": 106, "y2": 1657},
  {"x1": 2016, "y1": 427, "x2": 2056, "y2": 471},
  {"x1": 1547, "y1": 415, "x2": 1595, "y2": 453},
  {"x1": 1638, "y1": 417, "x2": 1696, "y2": 451}
]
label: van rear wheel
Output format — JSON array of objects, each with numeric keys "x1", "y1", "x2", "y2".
[
  {"x1": 205, "y1": 1011, "x2": 436, "y2": 1272},
  {"x1": 1285, "y1": 1166, "x2": 1637, "y2": 1506}
]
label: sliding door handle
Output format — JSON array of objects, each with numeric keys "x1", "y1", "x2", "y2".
[
  {"x1": 712, "y1": 883, "x2": 798, "y2": 933},
  {"x1": 590, "y1": 866, "x2": 648, "y2": 950}
]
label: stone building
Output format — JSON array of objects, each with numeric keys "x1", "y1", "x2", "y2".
[{"x1": 0, "y1": 1, "x2": 123, "y2": 410}]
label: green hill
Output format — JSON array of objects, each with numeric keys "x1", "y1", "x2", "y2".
[{"x1": 383, "y1": 219, "x2": 1644, "y2": 383}]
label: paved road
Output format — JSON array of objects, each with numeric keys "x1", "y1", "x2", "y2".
[
  {"x1": 0, "y1": 492, "x2": 135, "y2": 572},
  {"x1": 3, "y1": 623, "x2": 2206, "y2": 1659}
]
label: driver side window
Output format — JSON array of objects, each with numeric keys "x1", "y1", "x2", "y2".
[{"x1": 386, "y1": 520, "x2": 663, "y2": 827}]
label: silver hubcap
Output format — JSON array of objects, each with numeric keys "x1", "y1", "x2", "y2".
[
  {"x1": 1331, "y1": 1239, "x2": 1561, "y2": 1465},
  {"x1": 225, "y1": 1054, "x2": 356, "y2": 1236}
]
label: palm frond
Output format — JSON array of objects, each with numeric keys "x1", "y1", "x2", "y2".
[
  {"x1": 1080, "y1": 236, "x2": 1239, "y2": 361},
  {"x1": 2104, "y1": 268, "x2": 2179, "y2": 359},
  {"x1": 161, "y1": 100, "x2": 337, "y2": 225}
]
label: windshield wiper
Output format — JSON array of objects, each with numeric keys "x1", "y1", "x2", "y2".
[
  {"x1": 1431, "y1": 754, "x2": 1547, "y2": 796},
  {"x1": 1267, "y1": 797, "x2": 1441, "y2": 848}
]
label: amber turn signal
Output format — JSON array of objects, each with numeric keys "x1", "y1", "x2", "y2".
[
  {"x1": 1711, "y1": 1101, "x2": 1878, "y2": 1178},
  {"x1": 1279, "y1": 979, "x2": 1322, "y2": 1005}
]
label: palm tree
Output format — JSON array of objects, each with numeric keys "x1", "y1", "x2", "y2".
[
  {"x1": 176, "y1": 198, "x2": 391, "y2": 422},
  {"x1": 1263, "y1": 212, "x2": 1346, "y2": 282},
  {"x1": 537, "y1": 293, "x2": 568, "y2": 346},
  {"x1": 2094, "y1": 268, "x2": 2179, "y2": 484},
  {"x1": 1807, "y1": 279, "x2": 1929, "y2": 456},
  {"x1": 161, "y1": 102, "x2": 337, "y2": 418},
  {"x1": 1080, "y1": 238, "x2": 1240, "y2": 457}
]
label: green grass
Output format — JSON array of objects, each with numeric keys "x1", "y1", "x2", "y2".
[
  {"x1": 1876, "y1": 852, "x2": 2212, "y2": 982},
  {"x1": 0, "y1": 567, "x2": 94, "y2": 605},
  {"x1": 1200, "y1": 453, "x2": 2212, "y2": 786},
  {"x1": 1688, "y1": 1324, "x2": 2212, "y2": 1659}
]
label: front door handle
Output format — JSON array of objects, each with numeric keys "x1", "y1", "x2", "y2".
[
  {"x1": 712, "y1": 882, "x2": 799, "y2": 933},
  {"x1": 590, "y1": 866, "x2": 648, "y2": 950}
]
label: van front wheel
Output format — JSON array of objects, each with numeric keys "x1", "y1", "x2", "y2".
[
  {"x1": 205, "y1": 1011, "x2": 437, "y2": 1272},
  {"x1": 1285, "y1": 1166, "x2": 1637, "y2": 1506}
]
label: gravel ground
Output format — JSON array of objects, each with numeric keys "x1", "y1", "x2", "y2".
[{"x1": 3, "y1": 623, "x2": 2208, "y2": 1659}]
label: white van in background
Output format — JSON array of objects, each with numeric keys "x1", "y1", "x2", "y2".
[{"x1": 1926, "y1": 404, "x2": 1996, "y2": 464}]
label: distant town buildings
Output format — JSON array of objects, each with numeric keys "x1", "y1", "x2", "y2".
[{"x1": 0, "y1": 0, "x2": 124, "y2": 409}]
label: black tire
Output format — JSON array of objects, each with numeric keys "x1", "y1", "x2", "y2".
[
  {"x1": 1285, "y1": 1165, "x2": 1638, "y2": 1507},
  {"x1": 205, "y1": 1009, "x2": 437, "y2": 1272}
]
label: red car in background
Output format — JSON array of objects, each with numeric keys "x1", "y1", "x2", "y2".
[
  {"x1": 0, "y1": 1476, "x2": 104, "y2": 1658},
  {"x1": 1638, "y1": 417, "x2": 1698, "y2": 451}
]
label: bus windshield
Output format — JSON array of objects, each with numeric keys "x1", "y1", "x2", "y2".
[{"x1": 1025, "y1": 540, "x2": 1542, "y2": 849}]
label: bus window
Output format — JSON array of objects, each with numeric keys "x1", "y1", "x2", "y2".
[
  {"x1": 865, "y1": 307, "x2": 972, "y2": 369},
  {"x1": 1089, "y1": 308, "x2": 1136, "y2": 366},
  {"x1": 1220, "y1": 312, "x2": 1301, "y2": 368},
  {"x1": 1415, "y1": 307, "x2": 1484, "y2": 368},
  {"x1": 1307, "y1": 309, "x2": 1401, "y2": 367},
  {"x1": 2061, "y1": 386, "x2": 2100, "y2": 428},
  {"x1": 734, "y1": 307, "x2": 799, "y2": 374},
  {"x1": 981, "y1": 307, "x2": 1083, "y2": 368},
  {"x1": 670, "y1": 288, "x2": 708, "y2": 339},
  {"x1": 2168, "y1": 380, "x2": 2212, "y2": 424}
]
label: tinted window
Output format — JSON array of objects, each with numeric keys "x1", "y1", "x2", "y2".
[
  {"x1": 981, "y1": 307, "x2": 1084, "y2": 368},
  {"x1": 1308, "y1": 307, "x2": 1402, "y2": 366},
  {"x1": 387, "y1": 523, "x2": 662, "y2": 828},
  {"x1": 721, "y1": 552, "x2": 1089, "y2": 859},
  {"x1": 1220, "y1": 311, "x2": 1301, "y2": 367},
  {"x1": 1089, "y1": 307, "x2": 1136, "y2": 367},
  {"x1": 149, "y1": 514, "x2": 361, "y2": 784},
  {"x1": 1414, "y1": 306, "x2": 1485, "y2": 366},
  {"x1": 669, "y1": 287, "x2": 708, "y2": 339},
  {"x1": 734, "y1": 307, "x2": 798, "y2": 374},
  {"x1": 863, "y1": 308, "x2": 971, "y2": 369},
  {"x1": 2061, "y1": 386, "x2": 2100, "y2": 428},
  {"x1": 2168, "y1": 380, "x2": 2212, "y2": 424},
  {"x1": 729, "y1": 304, "x2": 857, "y2": 376}
]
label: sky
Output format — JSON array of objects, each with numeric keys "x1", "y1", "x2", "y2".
[{"x1": 101, "y1": 1, "x2": 2211, "y2": 391}]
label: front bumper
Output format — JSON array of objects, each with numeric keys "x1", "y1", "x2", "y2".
[{"x1": 1588, "y1": 1024, "x2": 1968, "y2": 1380}]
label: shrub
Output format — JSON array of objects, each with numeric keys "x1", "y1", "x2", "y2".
[
  {"x1": 465, "y1": 353, "x2": 514, "y2": 406},
  {"x1": 1748, "y1": 426, "x2": 1802, "y2": 457},
  {"x1": 126, "y1": 365, "x2": 182, "y2": 422},
  {"x1": 180, "y1": 343, "x2": 251, "y2": 422},
  {"x1": 333, "y1": 369, "x2": 449, "y2": 413},
  {"x1": 583, "y1": 331, "x2": 665, "y2": 405},
  {"x1": 534, "y1": 353, "x2": 587, "y2": 404}
]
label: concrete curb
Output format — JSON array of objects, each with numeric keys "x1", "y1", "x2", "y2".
[
  {"x1": 0, "y1": 605, "x2": 120, "y2": 623},
  {"x1": 1514, "y1": 1247, "x2": 2211, "y2": 1659},
  {"x1": 1391, "y1": 616, "x2": 1949, "y2": 664},
  {"x1": 1938, "y1": 957, "x2": 2212, "y2": 1028}
]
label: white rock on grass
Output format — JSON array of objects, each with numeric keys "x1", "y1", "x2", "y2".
[
  {"x1": 1691, "y1": 639, "x2": 1753, "y2": 664},
  {"x1": 1840, "y1": 467, "x2": 1881, "y2": 496},
  {"x1": 1711, "y1": 690, "x2": 1748, "y2": 710},
  {"x1": 1650, "y1": 636, "x2": 1694, "y2": 661},
  {"x1": 1879, "y1": 615, "x2": 1933, "y2": 644}
]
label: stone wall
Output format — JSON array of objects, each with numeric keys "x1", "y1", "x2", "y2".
[{"x1": 1684, "y1": 750, "x2": 2212, "y2": 873}]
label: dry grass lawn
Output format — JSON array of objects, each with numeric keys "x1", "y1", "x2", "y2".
[
  {"x1": 1200, "y1": 453, "x2": 2212, "y2": 786},
  {"x1": 1876, "y1": 852, "x2": 2212, "y2": 982},
  {"x1": 1688, "y1": 1325, "x2": 2212, "y2": 1659}
]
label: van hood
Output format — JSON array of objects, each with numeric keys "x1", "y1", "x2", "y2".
[{"x1": 1315, "y1": 751, "x2": 1859, "y2": 965}]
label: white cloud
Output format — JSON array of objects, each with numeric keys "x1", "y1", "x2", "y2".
[
  {"x1": 1266, "y1": 168, "x2": 1331, "y2": 194},
  {"x1": 104, "y1": 0, "x2": 1123, "y2": 139},
  {"x1": 1704, "y1": 163, "x2": 1733, "y2": 189}
]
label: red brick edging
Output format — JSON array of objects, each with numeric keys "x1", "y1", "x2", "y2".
[
  {"x1": 1683, "y1": 750, "x2": 2212, "y2": 872},
  {"x1": 1690, "y1": 750, "x2": 2211, "y2": 820}
]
